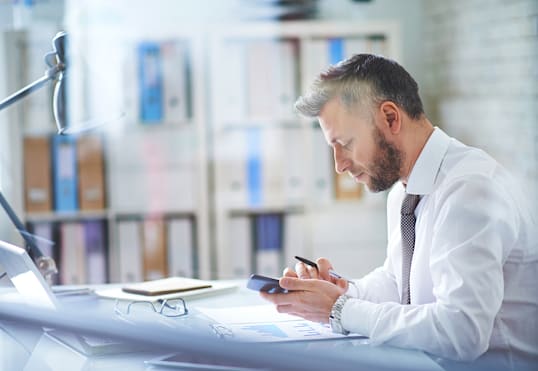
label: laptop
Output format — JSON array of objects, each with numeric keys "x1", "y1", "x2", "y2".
[
  {"x1": 0, "y1": 239, "x2": 59, "y2": 310},
  {"x1": 0, "y1": 239, "x2": 132, "y2": 355}
]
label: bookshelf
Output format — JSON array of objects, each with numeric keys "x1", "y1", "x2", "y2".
[
  {"x1": 15, "y1": 25, "x2": 212, "y2": 283},
  {"x1": 208, "y1": 21, "x2": 401, "y2": 279},
  {"x1": 8, "y1": 20, "x2": 402, "y2": 284}
]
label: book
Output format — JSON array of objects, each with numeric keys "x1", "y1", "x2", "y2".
[
  {"x1": 141, "y1": 218, "x2": 168, "y2": 280},
  {"x1": 212, "y1": 40, "x2": 247, "y2": 124},
  {"x1": 116, "y1": 219, "x2": 143, "y2": 283},
  {"x1": 282, "y1": 127, "x2": 306, "y2": 204},
  {"x1": 122, "y1": 277, "x2": 211, "y2": 296},
  {"x1": 59, "y1": 222, "x2": 86, "y2": 285},
  {"x1": 229, "y1": 216, "x2": 252, "y2": 278},
  {"x1": 335, "y1": 173, "x2": 364, "y2": 200},
  {"x1": 23, "y1": 136, "x2": 52, "y2": 213},
  {"x1": 77, "y1": 135, "x2": 106, "y2": 210},
  {"x1": 255, "y1": 214, "x2": 283, "y2": 277},
  {"x1": 84, "y1": 220, "x2": 107, "y2": 284},
  {"x1": 51, "y1": 135, "x2": 79, "y2": 212},
  {"x1": 95, "y1": 280, "x2": 238, "y2": 302},
  {"x1": 275, "y1": 40, "x2": 299, "y2": 120},
  {"x1": 167, "y1": 218, "x2": 194, "y2": 278},
  {"x1": 260, "y1": 127, "x2": 284, "y2": 206},
  {"x1": 328, "y1": 37, "x2": 344, "y2": 65},
  {"x1": 161, "y1": 40, "x2": 190, "y2": 124},
  {"x1": 246, "y1": 127, "x2": 263, "y2": 206},
  {"x1": 246, "y1": 40, "x2": 276, "y2": 119},
  {"x1": 215, "y1": 130, "x2": 248, "y2": 208},
  {"x1": 138, "y1": 41, "x2": 163, "y2": 123},
  {"x1": 283, "y1": 213, "x2": 306, "y2": 269},
  {"x1": 310, "y1": 126, "x2": 334, "y2": 204}
]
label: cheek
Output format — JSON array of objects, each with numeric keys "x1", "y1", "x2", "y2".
[{"x1": 352, "y1": 141, "x2": 375, "y2": 166}]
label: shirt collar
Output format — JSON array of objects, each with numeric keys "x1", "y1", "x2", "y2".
[{"x1": 406, "y1": 127, "x2": 451, "y2": 195}]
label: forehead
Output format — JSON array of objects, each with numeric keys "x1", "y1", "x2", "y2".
[{"x1": 318, "y1": 97, "x2": 363, "y2": 143}]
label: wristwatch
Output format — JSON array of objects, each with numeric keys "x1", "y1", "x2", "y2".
[{"x1": 329, "y1": 294, "x2": 351, "y2": 335}]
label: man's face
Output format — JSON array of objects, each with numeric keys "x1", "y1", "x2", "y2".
[{"x1": 318, "y1": 98, "x2": 403, "y2": 193}]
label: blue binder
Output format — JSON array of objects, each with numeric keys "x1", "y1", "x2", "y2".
[
  {"x1": 51, "y1": 135, "x2": 78, "y2": 212},
  {"x1": 328, "y1": 38, "x2": 344, "y2": 65},
  {"x1": 255, "y1": 214, "x2": 283, "y2": 276},
  {"x1": 138, "y1": 41, "x2": 163, "y2": 123},
  {"x1": 246, "y1": 128, "x2": 262, "y2": 206},
  {"x1": 255, "y1": 214, "x2": 283, "y2": 252}
]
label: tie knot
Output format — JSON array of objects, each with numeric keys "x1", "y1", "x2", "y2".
[{"x1": 401, "y1": 194, "x2": 421, "y2": 215}]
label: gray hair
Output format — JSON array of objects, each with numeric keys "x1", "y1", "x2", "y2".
[{"x1": 294, "y1": 54, "x2": 424, "y2": 120}]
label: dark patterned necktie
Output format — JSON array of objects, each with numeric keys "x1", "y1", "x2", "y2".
[{"x1": 401, "y1": 193, "x2": 421, "y2": 305}]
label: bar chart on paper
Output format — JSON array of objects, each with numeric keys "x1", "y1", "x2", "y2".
[{"x1": 198, "y1": 305, "x2": 366, "y2": 342}]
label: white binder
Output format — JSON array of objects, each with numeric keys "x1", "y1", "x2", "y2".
[
  {"x1": 117, "y1": 220, "x2": 143, "y2": 283},
  {"x1": 167, "y1": 218, "x2": 194, "y2": 278},
  {"x1": 228, "y1": 216, "x2": 252, "y2": 279}
]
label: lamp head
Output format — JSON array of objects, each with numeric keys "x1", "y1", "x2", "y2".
[
  {"x1": 52, "y1": 31, "x2": 67, "y2": 65},
  {"x1": 51, "y1": 31, "x2": 68, "y2": 135}
]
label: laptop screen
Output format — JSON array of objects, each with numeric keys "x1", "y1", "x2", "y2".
[{"x1": 0, "y1": 239, "x2": 59, "y2": 310}]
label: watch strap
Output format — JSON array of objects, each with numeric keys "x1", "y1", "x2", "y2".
[{"x1": 330, "y1": 294, "x2": 351, "y2": 335}]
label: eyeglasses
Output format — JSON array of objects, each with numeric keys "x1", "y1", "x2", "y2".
[{"x1": 114, "y1": 298, "x2": 188, "y2": 318}]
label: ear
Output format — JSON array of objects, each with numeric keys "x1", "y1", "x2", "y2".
[{"x1": 379, "y1": 101, "x2": 401, "y2": 134}]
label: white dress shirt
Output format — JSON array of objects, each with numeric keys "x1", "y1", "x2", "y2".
[{"x1": 341, "y1": 128, "x2": 538, "y2": 364}]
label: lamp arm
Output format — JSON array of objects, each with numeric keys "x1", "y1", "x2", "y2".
[
  {"x1": 0, "y1": 63, "x2": 64, "y2": 112},
  {"x1": 0, "y1": 191, "x2": 58, "y2": 284}
]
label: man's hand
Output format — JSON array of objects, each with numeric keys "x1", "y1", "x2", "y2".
[
  {"x1": 260, "y1": 276, "x2": 347, "y2": 323},
  {"x1": 283, "y1": 257, "x2": 348, "y2": 291}
]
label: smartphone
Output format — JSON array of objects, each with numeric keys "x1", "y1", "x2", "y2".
[{"x1": 246, "y1": 274, "x2": 288, "y2": 294}]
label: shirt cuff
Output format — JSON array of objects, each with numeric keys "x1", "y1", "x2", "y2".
[
  {"x1": 341, "y1": 298, "x2": 377, "y2": 337},
  {"x1": 345, "y1": 280, "x2": 359, "y2": 298}
]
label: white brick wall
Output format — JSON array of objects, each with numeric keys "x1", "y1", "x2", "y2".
[{"x1": 423, "y1": 0, "x2": 538, "y2": 208}]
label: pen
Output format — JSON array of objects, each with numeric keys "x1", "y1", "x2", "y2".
[{"x1": 294, "y1": 256, "x2": 354, "y2": 285}]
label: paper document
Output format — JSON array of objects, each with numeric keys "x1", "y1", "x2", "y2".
[{"x1": 197, "y1": 305, "x2": 365, "y2": 342}]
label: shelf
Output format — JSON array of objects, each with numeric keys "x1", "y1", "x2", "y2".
[
  {"x1": 210, "y1": 21, "x2": 400, "y2": 279},
  {"x1": 25, "y1": 210, "x2": 110, "y2": 222}
]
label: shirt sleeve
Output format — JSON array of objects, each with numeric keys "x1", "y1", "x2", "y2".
[{"x1": 340, "y1": 175, "x2": 518, "y2": 361}]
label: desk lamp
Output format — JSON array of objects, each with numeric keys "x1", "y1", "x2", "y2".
[{"x1": 0, "y1": 31, "x2": 70, "y2": 284}]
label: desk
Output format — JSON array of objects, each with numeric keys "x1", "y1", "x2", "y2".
[{"x1": 0, "y1": 281, "x2": 512, "y2": 371}]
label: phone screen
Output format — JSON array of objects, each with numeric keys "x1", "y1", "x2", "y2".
[{"x1": 246, "y1": 274, "x2": 288, "y2": 294}]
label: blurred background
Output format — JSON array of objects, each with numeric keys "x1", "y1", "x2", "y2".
[{"x1": 0, "y1": 0, "x2": 536, "y2": 284}]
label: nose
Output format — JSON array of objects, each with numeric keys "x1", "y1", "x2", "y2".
[{"x1": 333, "y1": 145, "x2": 350, "y2": 174}]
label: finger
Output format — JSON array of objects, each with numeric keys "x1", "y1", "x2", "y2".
[
  {"x1": 295, "y1": 262, "x2": 310, "y2": 279},
  {"x1": 279, "y1": 276, "x2": 322, "y2": 292},
  {"x1": 260, "y1": 291, "x2": 299, "y2": 306},
  {"x1": 306, "y1": 264, "x2": 319, "y2": 279},
  {"x1": 316, "y1": 257, "x2": 334, "y2": 282},
  {"x1": 260, "y1": 291, "x2": 283, "y2": 304},
  {"x1": 283, "y1": 267, "x2": 298, "y2": 278},
  {"x1": 335, "y1": 277, "x2": 349, "y2": 292},
  {"x1": 275, "y1": 304, "x2": 294, "y2": 314}
]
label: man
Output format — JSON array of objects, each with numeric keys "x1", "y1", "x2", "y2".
[{"x1": 261, "y1": 54, "x2": 537, "y2": 365}]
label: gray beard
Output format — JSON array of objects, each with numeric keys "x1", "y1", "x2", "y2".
[{"x1": 368, "y1": 126, "x2": 403, "y2": 193}]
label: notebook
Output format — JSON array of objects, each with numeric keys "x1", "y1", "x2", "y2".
[{"x1": 95, "y1": 278, "x2": 238, "y2": 302}]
